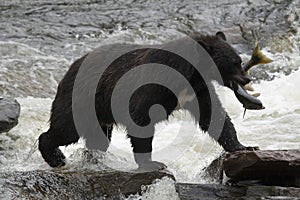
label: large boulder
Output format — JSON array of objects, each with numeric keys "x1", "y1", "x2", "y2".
[
  {"x1": 179, "y1": 150, "x2": 300, "y2": 199},
  {"x1": 223, "y1": 150, "x2": 300, "y2": 187},
  {"x1": 0, "y1": 98, "x2": 20, "y2": 133},
  {"x1": 0, "y1": 169, "x2": 174, "y2": 199}
]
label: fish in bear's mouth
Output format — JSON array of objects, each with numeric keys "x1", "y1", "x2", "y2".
[
  {"x1": 229, "y1": 79, "x2": 265, "y2": 110},
  {"x1": 229, "y1": 39, "x2": 273, "y2": 112}
]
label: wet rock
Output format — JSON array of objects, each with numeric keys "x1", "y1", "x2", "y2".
[
  {"x1": 202, "y1": 154, "x2": 225, "y2": 183},
  {"x1": 0, "y1": 169, "x2": 174, "y2": 199},
  {"x1": 175, "y1": 183, "x2": 300, "y2": 200},
  {"x1": 0, "y1": 98, "x2": 20, "y2": 133},
  {"x1": 181, "y1": 150, "x2": 300, "y2": 199},
  {"x1": 223, "y1": 150, "x2": 300, "y2": 187}
]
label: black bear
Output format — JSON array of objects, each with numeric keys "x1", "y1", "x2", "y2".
[{"x1": 39, "y1": 32, "x2": 258, "y2": 170}]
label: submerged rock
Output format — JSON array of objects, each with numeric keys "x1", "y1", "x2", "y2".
[
  {"x1": 202, "y1": 154, "x2": 225, "y2": 183},
  {"x1": 0, "y1": 169, "x2": 174, "y2": 199},
  {"x1": 176, "y1": 183, "x2": 300, "y2": 200},
  {"x1": 0, "y1": 98, "x2": 20, "y2": 133},
  {"x1": 223, "y1": 150, "x2": 300, "y2": 187}
]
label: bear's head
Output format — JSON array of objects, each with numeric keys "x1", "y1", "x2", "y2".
[
  {"x1": 193, "y1": 32, "x2": 264, "y2": 110},
  {"x1": 194, "y1": 32, "x2": 251, "y2": 89}
]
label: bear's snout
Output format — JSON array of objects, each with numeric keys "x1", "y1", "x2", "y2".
[{"x1": 232, "y1": 74, "x2": 252, "y2": 86}]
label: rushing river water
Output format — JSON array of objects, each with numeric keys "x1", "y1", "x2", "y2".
[{"x1": 0, "y1": 0, "x2": 300, "y2": 199}]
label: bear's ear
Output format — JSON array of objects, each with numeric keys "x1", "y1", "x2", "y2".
[{"x1": 216, "y1": 31, "x2": 227, "y2": 41}]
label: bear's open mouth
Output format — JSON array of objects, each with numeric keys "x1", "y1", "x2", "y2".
[{"x1": 229, "y1": 80, "x2": 265, "y2": 110}]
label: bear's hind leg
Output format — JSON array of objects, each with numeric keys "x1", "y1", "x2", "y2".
[{"x1": 38, "y1": 129, "x2": 79, "y2": 167}]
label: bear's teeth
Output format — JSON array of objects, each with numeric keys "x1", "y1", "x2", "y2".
[
  {"x1": 251, "y1": 93, "x2": 261, "y2": 97},
  {"x1": 243, "y1": 84, "x2": 254, "y2": 91}
]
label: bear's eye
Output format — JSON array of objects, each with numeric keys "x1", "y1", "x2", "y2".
[{"x1": 232, "y1": 58, "x2": 242, "y2": 66}]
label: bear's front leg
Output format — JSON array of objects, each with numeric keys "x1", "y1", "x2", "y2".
[
  {"x1": 217, "y1": 114, "x2": 259, "y2": 152},
  {"x1": 129, "y1": 135, "x2": 166, "y2": 171},
  {"x1": 195, "y1": 86, "x2": 258, "y2": 152}
]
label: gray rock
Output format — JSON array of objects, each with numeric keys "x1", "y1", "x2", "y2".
[
  {"x1": 176, "y1": 183, "x2": 300, "y2": 200},
  {"x1": 0, "y1": 169, "x2": 174, "y2": 199},
  {"x1": 0, "y1": 98, "x2": 20, "y2": 133}
]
